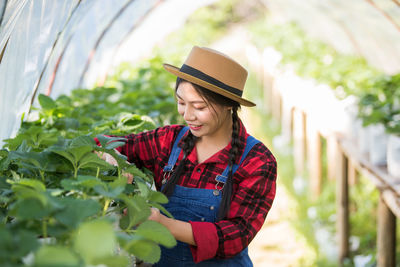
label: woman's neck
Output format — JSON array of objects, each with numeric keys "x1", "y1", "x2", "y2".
[{"x1": 196, "y1": 115, "x2": 233, "y2": 162}]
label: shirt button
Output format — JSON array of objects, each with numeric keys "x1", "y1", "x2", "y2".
[
  {"x1": 201, "y1": 217, "x2": 205, "y2": 221},
  {"x1": 210, "y1": 206, "x2": 215, "y2": 210},
  {"x1": 196, "y1": 168, "x2": 201, "y2": 173}
]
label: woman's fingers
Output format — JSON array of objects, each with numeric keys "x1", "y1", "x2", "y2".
[{"x1": 148, "y1": 207, "x2": 161, "y2": 222}]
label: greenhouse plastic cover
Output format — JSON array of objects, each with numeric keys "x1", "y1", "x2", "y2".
[
  {"x1": 0, "y1": 0, "x2": 162, "y2": 146},
  {"x1": 264, "y1": 0, "x2": 400, "y2": 74}
]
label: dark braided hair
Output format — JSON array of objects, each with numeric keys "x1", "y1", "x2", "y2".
[
  {"x1": 165, "y1": 77, "x2": 242, "y2": 220},
  {"x1": 217, "y1": 106, "x2": 240, "y2": 220}
]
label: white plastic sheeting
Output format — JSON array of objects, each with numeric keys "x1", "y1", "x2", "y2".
[
  {"x1": 263, "y1": 0, "x2": 400, "y2": 74},
  {"x1": 0, "y1": 0, "x2": 159, "y2": 147}
]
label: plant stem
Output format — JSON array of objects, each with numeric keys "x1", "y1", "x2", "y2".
[
  {"x1": 103, "y1": 198, "x2": 111, "y2": 216},
  {"x1": 74, "y1": 167, "x2": 78, "y2": 178},
  {"x1": 96, "y1": 167, "x2": 100, "y2": 178},
  {"x1": 42, "y1": 219, "x2": 48, "y2": 239}
]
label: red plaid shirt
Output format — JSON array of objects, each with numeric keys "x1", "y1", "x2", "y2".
[{"x1": 114, "y1": 119, "x2": 277, "y2": 262}]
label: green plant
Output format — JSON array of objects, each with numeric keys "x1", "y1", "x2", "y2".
[
  {"x1": 0, "y1": 56, "x2": 184, "y2": 265},
  {"x1": 358, "y1": 73, "x2": 400, "y2": 136}
]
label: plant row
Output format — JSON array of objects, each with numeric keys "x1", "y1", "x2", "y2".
[
  {"x1": 248, "y1": 18, "x2": 400, "y2": 137},
  {"x1": 0, "y1": 57, "x2": 180, "y2": 266}
]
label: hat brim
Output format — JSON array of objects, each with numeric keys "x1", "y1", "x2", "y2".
[{"x1": 163, "y1": 63, "x2": 256, "y2": 107}]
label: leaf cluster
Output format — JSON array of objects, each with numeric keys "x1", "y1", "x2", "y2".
[
  {"x1": 0, "y1": 57, "x2": 181, "y2": 266},
  {"x1": 357, "y1": 73, "x2": 400, "y2": 135}
]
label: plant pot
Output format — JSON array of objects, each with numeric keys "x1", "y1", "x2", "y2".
[
  {"x1": 387, "y1": 134, "x2": 400, "y2": 178},
  {"x1": 357, "y1": 122, "x2": 371, "y2": 156},
  {"x1": 368, "y1": 123, "x2": 388, "y2": 166}
]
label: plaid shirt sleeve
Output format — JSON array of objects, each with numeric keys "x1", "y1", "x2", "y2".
[
  {"x1": 102, "y1": 125, "x2": 184, "y2": 188},
  {"x1": 190, "y1": 142, "x2": 277, "y2": 262}
]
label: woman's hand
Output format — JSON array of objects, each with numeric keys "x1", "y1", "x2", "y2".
[
  {"x1": 95, "y1": 151, "x2": 118, "y2": 166},
  {"x1": 148, "y1": 207, "x2": 163, "y2": 223},
  {"x1": 147, "y1": 207, "x2": 196, "y2": 246}
]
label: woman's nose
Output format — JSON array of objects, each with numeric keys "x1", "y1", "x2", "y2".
[{"x1": 183, "y1": 106, "x2": 195, "y2": 121}]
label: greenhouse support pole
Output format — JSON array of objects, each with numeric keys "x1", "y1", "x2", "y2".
[
  {"x1": 377, "y1": 194, "x2": 396, "y2": 267},
  {"x1": 336, "y1": 147, "x2": 349, "y2": 265},
  {"x1": 307, "y1": 119, "x2": 322, "y2": 197},
  {"x1": 293, "y1": 108, "x2": 306, "y2": 177}
]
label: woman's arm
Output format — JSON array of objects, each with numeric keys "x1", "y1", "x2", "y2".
[{"x1": 148, "y1": 207, "x2": 196, "y2": 246}]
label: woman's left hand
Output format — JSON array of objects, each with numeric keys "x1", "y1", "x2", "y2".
[{"x1": 148, "y1": 207, "x2": 162, "y2": 223}]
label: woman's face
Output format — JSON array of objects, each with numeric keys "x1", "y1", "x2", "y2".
[{"x1": 176, "y1": 81, "x2": 231, "y2": 139}]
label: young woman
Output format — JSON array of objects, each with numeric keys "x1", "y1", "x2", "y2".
[{"x1": 109, "y1": 46, "x2": 276, "y2": 266}]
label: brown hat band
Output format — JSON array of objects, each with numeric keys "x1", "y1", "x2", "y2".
[{"x1": 180, "y1": 64, "x2": 243, "y2": 97}]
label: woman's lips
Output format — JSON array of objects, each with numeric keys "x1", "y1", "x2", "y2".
[{"x1": 189, "y1": 124, "x2": 202, "y2": 131}]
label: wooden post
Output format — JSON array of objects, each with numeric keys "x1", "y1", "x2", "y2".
[
  {"x1": 293, "y1": 108, "x2": 307, "y2": 177},
  {"x1": 263, "y1": 71, "x2": 273, "y2": 114},
  {"x1": 271, "y1": 83, "x2": 282, "y2": 123},
  {"x1": 348, "y1": 159, "x2": 358, "y2": 185},
  {"x1": 281, "y1": 99, "x2": 293, "y2": 143},
  {"x1": 336, "y1": 148, "x2": 349, "y2": 265},
  {"x1": 377, "y1": 194, "x2": 396, "y2": 267},
  {"x1": 327, "y1": 134, "x2": 339, "y2": 181},
  {"x1": 307, "y1": 119, "x2": 322, "y2": 197}
]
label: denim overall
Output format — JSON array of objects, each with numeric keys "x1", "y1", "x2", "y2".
[{"x1": 154, "y1": 127, "x2": 259, "y2": 267}]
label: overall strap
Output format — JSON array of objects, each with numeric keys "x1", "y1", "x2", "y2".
[
  {"x1": 216, "y1": 135, "x2": 260, "y2": 184},
  {"x1": 163, "y1": 126, "x2": 189, "y2": 173}
]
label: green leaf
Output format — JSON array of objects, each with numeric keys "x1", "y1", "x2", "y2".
[
  {"x1": 92, "y1": 255, "x2": 131, "y2": 267},
  {"x1": 120, "y1": 195, "x2": 150, "y2": 228},
  {"x1": 54, "y1": 197, "x2": 101, "y2": 228},
  {"x1": 9, "y1": 198, "x2": 50, "y2": 219},
  {"x1": 34, "y1": 245, "x2": 80, "y2": 267},
  {"x1": 39, "y1": 94, "x2": 57, "y2": 110},
  {"x1": 73, "y1": 220, "x2": 116, "y2": 264},
  {"x1": 78, "y1": 152, "x2": 114, "y2": 170},
  {"x1": 136, "y1": 220, "x2": 176, "y2": 248},
  {"x1": 11, "y1": 184, "x2": 48, "y2": 206},
  {"x1": 151, "y1": 202, "x2": 173, "y2": 219},
  {"x1": 50, "y1": 150, "x2": 75, "y2": 168},
  {"x1": 70, "y1": 135, "x2": 96, "y2": 148},
  {"x1": 125, "y1": 237, "x2": 161, "y2": 264},
  {"x1": 125, "y1": 165, "x2": 151, "y2": 182},
  {"x1": 61, "y1": 175, "x2": 104, "y2": 191},
  {"x1": 0, "y1": 226, "x2": 39, "y2": 261},
  {"x1": 12, "y1": 178, "x2": 46, "y2": 192},
  {"x1": 148, "y1": 191, "x2": 168, "y2": 204},
  {"x1": 93, "y1": 180, "x2": 125, "y2": 198},
  {"x1": 105, "y1": 141, "x2": 126, "y2": 150},
  {"x1": 135, "y1": 177, "x2": 150, "y2": 197}
]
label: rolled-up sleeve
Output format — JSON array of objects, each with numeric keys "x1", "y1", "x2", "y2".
[{"x1": 189, "y1": 221, "x2": 219, "y2": 263}]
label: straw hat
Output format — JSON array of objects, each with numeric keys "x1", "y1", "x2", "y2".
[{"x1": 163, "y1": 46, "x2": 256, "y2": 107}]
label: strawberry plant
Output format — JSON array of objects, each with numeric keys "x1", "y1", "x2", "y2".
[
  {"x1": 358, "y1": 73, "x2": 400, "y2": 135},
  {"x1": 0, "y1": 58, "x2": 181, "y2": 266}
]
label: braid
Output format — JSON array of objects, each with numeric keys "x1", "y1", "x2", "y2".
[
  {"x1": 162, "y1": 130, "x2": 198, "y2": 197},
  {"x1": 217, "y1": 107, "x2": 240, "y2": 220}
]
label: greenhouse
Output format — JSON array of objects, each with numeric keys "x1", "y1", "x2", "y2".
[{"x1": 0, "y1": 0, "x2": 400, "y2": 266}]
